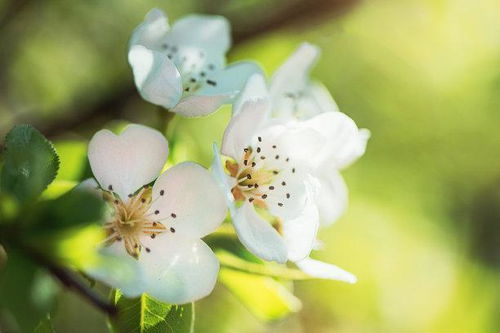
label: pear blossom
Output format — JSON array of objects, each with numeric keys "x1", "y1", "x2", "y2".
[
  {"x1": 211, "y1": 99, "x2": 354, "y2": 283},
  {"x1": 234, "y1": 43, "x2": 370, "y2": 226},
  {"x1": 83, "y1": 124, "x2": 227, "y2": 304},
  {"x1": 128, "y1": 8, "x2": 260, "y2": 117}
]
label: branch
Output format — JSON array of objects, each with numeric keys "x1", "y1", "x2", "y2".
[{"x1": 19, "y1": 243, "x2": 117, "y2": 316}]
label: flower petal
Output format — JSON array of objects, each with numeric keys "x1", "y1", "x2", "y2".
[
  {"x1": 85, "y1": 242, "x2": 145, "y2": 298},
  {"x1": 148, "y1": 162, "x2": 227, "y2": 239},
  {"x1": 270, "y1": 42, "x2": 320, "y2": 99},
  {"x1": 164, "y1": 14, "x2": 230, "y2": 58},
  {"x1": 139, "y1": 235, "x2": 219, "y2": 304},
  {"x1": 172, "y1": 94, "x2": 230, "y2": 117},
  {"x1": 211, "y1": 143, "x2": 238, "y2": 217},
  {"x1": 130, "y1": 8, "x2": 170, "y2": 49},
  {"x1": 128, "y1": 45, "x2": 183, "y2": 109},
  {"x1": 197, "y1": 61, "x2": 262, "y2": 98},
  {"x1": 88, "y1": 124, "x2": 168, "y2": 200},
  {"x1": 315, "y1": 169, "x2": 348, "y2": 226},
  {"x1": 303, "y1": 111, "x2": 368, "y2": 169},
  {"x1": 283, "y1": 184, "x2": 320, "y2": 262},
  {"x1": 233, "y1": 73, "x2": 269, "y2": 116},
  {"x1": 295, "y1": 257, "x2": 357, "y2": 283},
  {"x1": 221, "y1": 99, "x2": 271, "y2": 159},
  {"x1": 232, "y1": 202, "x2": 287, "y2": 263}
]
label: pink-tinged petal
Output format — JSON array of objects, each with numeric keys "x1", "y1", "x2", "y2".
[
  {"x1": 139, "y1": 235, "x2": 219, "y2": 304},
  {"x1": 128, "y1": 45, "x2": 183, "y2": 109},
  {"x1": 295, "y1": 257, "x2": 357, "y2": 283},
  {"x1": 148, "y1": 162, "x2": 227, "y2": 239},
  {"x1": 221, "y1": 99, "x2": 271, "y2": 159},
  {"x1": 88, "y1": 124, "x2": 168, "y2": 200},
  {"x1": 233, "y1": 202, "x2": 287, "y2": 264},
  {"x1": 315, "y1": 169, "x2": 348, "y2": 226},
  {"x1": 270, "y1": 42, "x2": 320, "y2": 98}
]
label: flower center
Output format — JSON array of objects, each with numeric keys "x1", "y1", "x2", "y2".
[
  {"x1": 102, "y1": 186, "x2": 169, "y2": 259},
  {"x1": 227, "y1": 136, "x2": 296, "y2": 213}
]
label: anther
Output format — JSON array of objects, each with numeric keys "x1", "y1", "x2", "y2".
[
  {"x1": 278, "y1": 203, "x2": 284, "y2": 207},
  {"x1": 244, "y1": 160, "x2": 248, "y2": 166},
  {"x1": 160, "y1": 190, "x2": 165, "y2": 196},
  {"x1": 257, "y1": 147, "x2": 261, "y2": 153},
  {"x1": 286, "y1": 193, "x2": 291, "y2": 199},
  {"x1": 269, "y1": 186, "x2": 275, "y2": 190},
  {"x1": 145, "y1": 247, "x2": 151, "y2": 253},
  {"x1": 170, "y1": 227, "x2": 176, "y2": 233},
  {"x1": 171, "y1": 213, "x2": 176, "y2": 218},
  {"x1": 251, "y1": 162, "x2": 256, "y2": 167},
  {"x1": 262, "y1": 194, "x2": 268, "y2": 199},
  {"x1": 272, "y1": 145, "x2": 276, "y2": 148},
  {"x1": 258, "y1": 137, "x2": 262, "y2": 142},
  {"x1": 282, "y1": 181, "x2": 286, "y2": 186},
  {"x1": 151, "y1": 234, "x2": 156, "y2": 239},
  {"x1": 275, "y1": 155, "x2": 280, "y2": 159},
  {"x1": 246, "y1": 174, "x2": 252, "y2": 180},
  {"x1": 154, "y1": 210, "x2": 160, "y2": 215},
  {"x1": 141, "y1": 198, "x2": 146, "y2": 203},
  {"x1": 108, "y1": 185, "x2": 113, "y2": 191},
  {"x1": 206, "y1": 79, "x2": 217, "y2": 86},
  {"x1": 249, "y1": 198, "x2": 254, "y2": 202}
]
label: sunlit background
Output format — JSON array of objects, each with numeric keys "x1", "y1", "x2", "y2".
[{"x1": 1, "y1": 0, "x2": 499, "y2": 331}]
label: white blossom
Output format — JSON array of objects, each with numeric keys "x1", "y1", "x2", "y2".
[
  {"x1": 128, "y1": 9, "x2": 261, "y2": 117},
  {"x1": 83, "y1": 124, "x2": 227, "y2": 304}
]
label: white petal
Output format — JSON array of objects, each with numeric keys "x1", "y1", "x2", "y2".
[
  {"x1": 221, "y1": 99, "x2": 271, "y2": 159},
  {"x1": 233, "y1": 73, "x2": 269, "y2": 116},
  {"x1": 303, "y1": 111, "x2": 368, "y2": 169},
  {"x1": 130, "y1": 8, "x2": 170, "y2": 49},
  {"x1": 211, "y1": 143, "x2": 238, "y2": 218},
  {"x1": 197, "y1": 61, "x2": 262, "y2": 97},
  {"x1": 88, "y1": 124, "x2": 168, "y2": 200},
  {"x1": 315, "y1": 170, "x2": 348, "y2": 226},
  {"x1": 139, "y1": 236, "x2": 219, "y2": 304},
  {"x1": 283, "y1": 186, "x2": 320, "y2": 262},
  {"x1": 232, "y1": 202, "x2": 287, "y2": 263},
  {"x1": 165, "y1": 14, "x2": 230, "y2": 58},
  {"x1": 85, "y1": 242, "x2": 145, "y2": 298},
  {"x1": 270, "y1": 42, "x2": 320, "y2": 98},
  {"x1": 149, "y1": 162, "x2": 227, "y2": 239},
  {"x1": 306, "y1": 82, "x2": 340, "y2": 114},
  {"x1": 172, "y1": 94, "x2": 230, "y2": 117},
  {"x1": 128, "y1": 45, "x2": 183, "y2": 109},
  {"x1": 295, "y1": 257, "x2": 357, "y2": 283}
]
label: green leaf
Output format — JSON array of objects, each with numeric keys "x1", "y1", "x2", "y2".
[
  {"x1": 111, "y1": 291, "x2": 194, "y2": 333},
  {"x1": 0, "y1": 125, "x2": 59, "y2": 203},
  {"x1": 34, "y1": 314, "x2": 55, "y2": 333},
  {"x1": 32, "y1": 186, "x2": 106, "y2": 233},
  {"x1": 219, "y1": 268, "x2": 302, "y2": 321},
  {"x1": 0, "y1": 250, "x2": 58, "y2": 332}
]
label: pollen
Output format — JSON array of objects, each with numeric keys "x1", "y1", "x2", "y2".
[{"x1": 103, "y1": 186, "x2": 167, "y2": 259}]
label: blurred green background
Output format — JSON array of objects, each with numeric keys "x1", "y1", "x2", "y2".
[{"x1": 1, "y1": 0, "x2": 500, "y2": 332}]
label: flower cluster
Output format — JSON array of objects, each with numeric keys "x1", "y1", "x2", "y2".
[{"x1": 83, "y1": 9, "x2": 369, "y2": 305}]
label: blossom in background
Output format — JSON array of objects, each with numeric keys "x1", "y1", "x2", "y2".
[
  {"x1": 128, "y1": 9, "x2": 260, "y2": 117},
  {"x1": 83, "y1": 124, "x2": 227, "y2": 304},
  {"x1": 212, "y1": 99, "x2": 356, "y2": 283}
]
